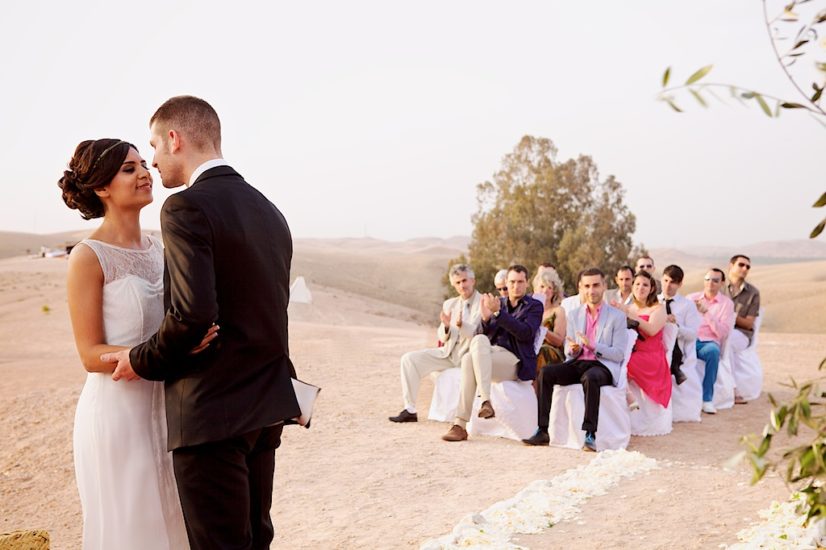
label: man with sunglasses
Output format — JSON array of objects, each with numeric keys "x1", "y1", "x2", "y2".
[
  {"x1": 636, "y1": 255, "x2": 662, "y2": 294},
  {"x1": 723, "y1": 255, "x2": 761, "y2": 404},
  {"x1": 494, "y1": 269, "x2": 509, "y2": 298},
  {"x1": 687, "y1": 269, "x2": 735, "y2": 414},
  {"x1": 389, "y1": 264, "x2": 482, "y2": 423}
]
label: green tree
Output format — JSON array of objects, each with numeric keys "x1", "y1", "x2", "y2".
[{"x1": 447, "y1": 135, "x2": 642, "y2": 296}]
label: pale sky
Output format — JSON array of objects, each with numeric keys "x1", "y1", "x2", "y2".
[{"x1": 1, "y1": 1, "x2": 822, "y2": 248}]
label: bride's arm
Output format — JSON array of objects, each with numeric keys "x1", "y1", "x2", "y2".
[{"x1": 66, "y1": 245, "x2": 128, "y2": 373}]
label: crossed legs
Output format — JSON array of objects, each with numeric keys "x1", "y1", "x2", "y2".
[{"x1": 454, "y1": 334, "x2": 518, "y2": 429}]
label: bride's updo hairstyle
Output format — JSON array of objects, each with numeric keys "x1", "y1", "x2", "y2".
[{"x1": 58, "y1": 139, "x2": 136, "y2": 220}]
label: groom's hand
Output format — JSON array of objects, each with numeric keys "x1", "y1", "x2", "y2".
[{"x1": 101, "y1": 349, "x2": 140, "y2": 381}]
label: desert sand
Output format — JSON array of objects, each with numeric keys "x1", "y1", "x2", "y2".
[{"x1": 1, "y1": 235, "x2": 825, "y2": 549}]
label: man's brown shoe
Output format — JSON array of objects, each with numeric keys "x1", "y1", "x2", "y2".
[
  {"x1": 441, "y1": 424, "x2": 468, "y2": 442},
  {"x1": 478, "y1": 400, "x2": 495, "y2": 419}
]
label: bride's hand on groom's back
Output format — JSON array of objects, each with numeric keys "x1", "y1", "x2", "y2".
[{"x1": 189, "y1": 324, "x2": 220, "y2": 355}]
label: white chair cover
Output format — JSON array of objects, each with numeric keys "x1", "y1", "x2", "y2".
[
  {"x1": 427, "y1": 368, "x2": 460, "y2": 423},
  {"x1": 426, "y1": 368, "x2": 538, "y2": 442},
  {"x1": 629, "y1": 324, "x2": 674, "y2": 436},
  {"x1": 547, "y1": 330, "x2": 636, "y2": 451},
  {"x1": 728, "y1": 308, "x2": 764, "y2": 402},
  {"x1": 468, "y1": 381, "x2": 538, "y2": 441},
  {"x1": 711, "y1": 315, "x2": 737, "y2": 410},
  {"x1": 628, "y1": 381, "x2": 673, "y2": 436},
  {"x1": 671, "y1": 357, "x2": 703, "y2": 423},
  {"x1": 668, "y1": 321, "x2": 702, "y2": 422}
]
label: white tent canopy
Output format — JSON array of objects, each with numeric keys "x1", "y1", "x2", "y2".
[{"x1": 289, "y1": 276, "x2": 313, "y2": 304}]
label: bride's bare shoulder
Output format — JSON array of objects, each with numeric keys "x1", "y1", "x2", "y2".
[{"x1": 67, "y1": 242, "x2": 103, "y2": 282}]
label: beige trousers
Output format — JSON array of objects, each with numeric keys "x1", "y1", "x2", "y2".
[
  {"x1": 400, "y1": 348, "x2": 460, "y2": 412},
  {"x1": 455, "y1": 334, "x2": 518, "y2": 428}
]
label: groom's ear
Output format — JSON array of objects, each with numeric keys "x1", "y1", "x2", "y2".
[{"x1": 168, "y1": 129, "x2": 182, "y2": 153}]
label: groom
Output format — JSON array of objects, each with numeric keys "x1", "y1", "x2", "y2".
[{"x1": 102, "y1": 95, "x2": 300, "y2": 549}]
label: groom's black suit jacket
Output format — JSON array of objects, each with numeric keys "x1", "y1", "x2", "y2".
[{"x1": 130, "y1": 165, "x2": 301, "y2": 451}]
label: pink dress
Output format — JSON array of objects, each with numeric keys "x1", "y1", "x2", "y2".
[{"x1": 627, "y1": 314, "x2": 671, "y2": 407}]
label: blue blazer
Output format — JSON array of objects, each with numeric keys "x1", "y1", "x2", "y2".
[{"x1": 481, "y1": 295, "x2": 543, "y2": 380}]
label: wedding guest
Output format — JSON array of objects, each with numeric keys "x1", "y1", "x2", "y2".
[
  {"x1": 390, "y1": 264, "x2": 482, "y2": 423},
  {"x1": 441, "y1": 265, "x2": 542, "y2": 442},
  {"x1": 723, "y1": 254, "x2": 761, "y2": 404},
  {"x1": 687, "y1": 269, "x2": 735, "y2": 414},
  {"x1": 523, "y1": 268, "x2": 628, "y2": 452},
  {"x1": 636, "y1": 255, "x2": 661, "y2": 294},
  {"x1": 605, "y1": 265, "x2": 634, "y2": 307},
  {"x1": 494, "y1": 269, "x2": 509, "y2": 298},
  {"x1": 625, "y1": 271, "x2": 670, "y2": 410},
  {"x1": 636, "y1": 255, "x2": 656, "y2": 276},
  {"x1": 658, "y1": 265, "x2": 701, "y2": 386},
  {"x1": 533, "y1": 268, "x2": 567, "y2": 370}
]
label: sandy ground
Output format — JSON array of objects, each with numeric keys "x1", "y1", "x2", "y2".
[{"x1": 1, "y1": 254, "x2": 824, "y2": 549}]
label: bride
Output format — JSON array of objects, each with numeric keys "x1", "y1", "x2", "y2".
[{"x1": 58, "y1": 138, "x2": 214, "y2": 549}]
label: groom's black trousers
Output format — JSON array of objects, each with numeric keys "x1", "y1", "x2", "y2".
[{"x1": 173, "y1": 424, "x2": 284, "y2": 550}]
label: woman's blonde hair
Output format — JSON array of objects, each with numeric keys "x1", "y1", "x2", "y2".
[{"x1": 534, "y1": 268, "x2": 563, "y2": 307}]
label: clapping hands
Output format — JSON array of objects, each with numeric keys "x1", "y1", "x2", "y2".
[{"x1": 480, "y1": 293, "x2": 500, "y2": 321}]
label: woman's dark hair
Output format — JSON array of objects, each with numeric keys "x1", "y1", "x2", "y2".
[
  {"x1": 633, "y1": 270, "x2": 659, "y2": 307},
  {"x1": 58, "y1": 139, "x2": 135, "y2": 219}
]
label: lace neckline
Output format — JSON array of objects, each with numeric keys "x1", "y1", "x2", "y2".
[{"x1": 85, "y1": 236, "x2": 155, "y2": 252}]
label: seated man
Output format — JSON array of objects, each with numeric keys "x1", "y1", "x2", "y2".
[
  {"x1": 687, "y1": 268, "x2": 735, "y2": 414},
  {"x1": 605, "y1": 265, "x2": 634, "y2": 307},
  {"x1": 389, "y1": 264, "x2": 482, "y2": 423},
  {"x1": 723, "y1": 254, "x2": 761, "y2": 404},
  {"x1": 441, "y1": 265, "x2": 543, "y2": 442},
  {"x1": 523, "y1": 268, "x2": 628, "y2": 452},
  {"x1": 636, "y1": 255, "x2": 662, "y2": 294},
  {"x1": 658, "y1": 265, "x2": 701, "y2": 385},
  {"x1": 493, "y1": 268, "x2": 509, "y2": 298}
]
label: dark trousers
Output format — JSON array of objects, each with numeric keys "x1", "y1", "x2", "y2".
[
  {"x1": 173, "y1": 424, "x2": 284, "y2": 550},
  {"x1": 537, "y1": 359, "x2": 613, "y2": 433}
]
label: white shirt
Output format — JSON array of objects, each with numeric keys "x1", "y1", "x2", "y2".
[
  {"x1": 189, "y1": 158, "x2": 230, "y2": 187},
  {"x1": 658, "y1": 293, "x2": 701, "y2": 360}
]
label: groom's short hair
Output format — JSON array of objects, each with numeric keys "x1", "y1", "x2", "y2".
[{"x1": 150, "y1": 95, "x2": 221, "y2": 151}]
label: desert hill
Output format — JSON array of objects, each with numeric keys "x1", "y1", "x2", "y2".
[{"x1": 1, "y1": 231, "x2": 823, "y2": 333}]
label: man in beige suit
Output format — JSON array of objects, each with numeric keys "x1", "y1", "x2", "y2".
[{"x1": 389, "y1": 264, "x2": 482, "y2": 423}]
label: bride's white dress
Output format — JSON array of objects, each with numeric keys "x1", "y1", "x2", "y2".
[{"x1": 72, "y1": 237, "x2": 189, "y2": 550}]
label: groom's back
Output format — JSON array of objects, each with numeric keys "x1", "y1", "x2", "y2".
[{"x1": 164, "y1": 165, "x2": 300, "y2": 449}]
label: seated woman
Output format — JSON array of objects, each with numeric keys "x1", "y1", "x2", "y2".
[
  {"x1": 624, "y1": 270, "x2": 671, "y2": 410},
  {"x1": 532, "y1": 267, "x2": 567, "y2": 372}
]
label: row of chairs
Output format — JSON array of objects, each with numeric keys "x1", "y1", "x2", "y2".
[{"x1": 427, "y1": 310, "x2": 763, "y2": 450}]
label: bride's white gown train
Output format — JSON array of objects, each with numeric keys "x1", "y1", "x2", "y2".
[{"x1": 72, "y1": 237, "x2": 188, "y2": 550}]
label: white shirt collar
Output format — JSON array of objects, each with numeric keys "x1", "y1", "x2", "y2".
[{"x1": 189, "y1": 158, "x2": 230, "y2": 187}]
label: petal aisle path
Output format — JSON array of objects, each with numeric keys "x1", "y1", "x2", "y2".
[{"x1": 421, "y1": 450, "x2": 659, "y2": 549}]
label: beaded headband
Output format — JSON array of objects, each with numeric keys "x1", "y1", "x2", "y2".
[{"x1": 89, "y1": 140, "x2": 126, "y2": 174}]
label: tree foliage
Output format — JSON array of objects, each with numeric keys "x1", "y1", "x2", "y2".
[
  {"x1": 657, "y1": 0, "x2": 826, "y2": 238},
  {"x1": 447, "y1": 135, "x2": 641, "y2": 296}
]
